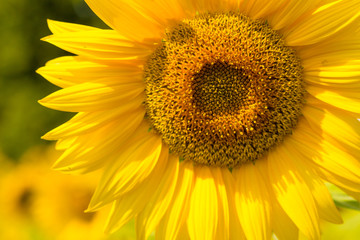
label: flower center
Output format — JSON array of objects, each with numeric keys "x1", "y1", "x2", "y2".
[
  {"x1": 144, "y1": 12, "x2": 304, "y2": 167},
  {"x1": 18, "y1": 188, "x2": 33, "y2": 214},
  {"x1": 192, "y1": 61, "x2": 251, "y2": 116}
]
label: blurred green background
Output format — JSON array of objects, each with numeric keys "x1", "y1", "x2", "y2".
[{"x1": 0, "y1": 0, "x2": 106, "y2": 161}]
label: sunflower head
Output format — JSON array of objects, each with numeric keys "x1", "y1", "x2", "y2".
[{"x1": 38, "y1": 0, "x2": 360, "y2": 239}]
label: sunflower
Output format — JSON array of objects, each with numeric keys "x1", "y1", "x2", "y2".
[
  {"x1": 38, "y1": 0, "x2": 360, "y2": 239},
  {"x1": 0, "y1": 147, "x2": 59, "y2": 240},
  {"x1": 0, "y1": 151, "x2": 43, "y2": 240}
]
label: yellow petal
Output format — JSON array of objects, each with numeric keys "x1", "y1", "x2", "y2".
[
  {"x1": 340, "y1": 188, "x2": 360, "y2": 202},
  {"x1": 281, "y1": 139, "x2": 342, "y2": 224},
  {"x1": 302, "y1": 53, "x2": 360, "y2": 74},
  {"x1": 85, "y1": 0, "x2": 163, "y2": 42},
  {"x1": 187, "y1": 166, "x2": 218, "y2": 240},
  {"x1": 233, "y1": 162, "x2": 272, "y2": 240},
  {"x1": 43, "y1": 30, "x2": 153, "y2": 63},
  {"x1": 302, "y1": 103, "x2": 360, "y2": 158},
  {"x1": 89, "y1": 124, "x2": 164, "y2": 209},
  {"x1": 252, "y1": 157, "x2": 299, "y2": 240},
  {"x1": 176, "y1": 224, "x2": 191, "y2": 240},
  {"x1": 272, "y1": 201, "x2": 299, "y2": 240},
  {"x1": 298, "y1": 18, "x2": 360, "y2": 61},
  {"x1": 306, "y1": 85, "x2": 360, "y2": 114},
  {"x1": 269, "y1": 0, "x2": 322, "y2": 30},
  {"x1": 135, "y1": 154, "x2": 179, "y2": 240},
  {"x1": 43, "y1": 96, "x2": 144, "y2": 140},
  {"x1": 55, "y1": 136, "x2": 76, "y2": 150},
  {"x1": 234, "y1": 0, "x2": 289, "y2": 20},
  {"x1": 310, "y1": 177, "x2": 343, "y2": 224},
  {"x1": 299, "y1": 29, "x2": 360, "y2": 90},
  {"x1": 47, "y1": 19, "x2": 98, "y2": 34},
  {"x1": 211, "y1": 168, "x2": 230, "y2": 240},
  {"x1": 302, "y1": 52, "x2": 360, "y2": 88},
  {"x1": 302, "y1": 49, "x2": 360, "y2": 88},
  {"x1": 101, "y1": 144, "x2": 170, "y2": 233},
  {"x1": 39, "y1": 81, "x2": 144, "y2": 112},
  {"x1": 37, "y1": 56, "x2": 142, "y2": 88},
  {"x1": 127, "y1": 0, "x2": 185, "y2": 26},
  {"x1": 156, "y1": 161, "x2": 194, "y2": 240},
  {"x1": 304, "y1": 74, "x2": 360, "y2": 90},
  {"x1": 52, "y1": 110, "x2": 144, "y2": 173},
  {"x1": 285, "y1": 0, "x2": 360, "y2": 46},
  {"x1": 222, "y1": 167, "x2": 246, "y2": 240},
  {"x1": 288, "y1": 120, "x2": 360, "y2": 194},
  {"x1": 267, "y1": 143, "x2": 320, "y2": 240},
  {"x1": 180, "y1": 0, "x2": 232, "y2": 15},
  {"x1": 299, "y1": 29, "x2": 360, "y2": 58}
]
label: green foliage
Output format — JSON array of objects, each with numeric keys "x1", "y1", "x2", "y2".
[{"x1": 327, "y1": 183, "x2": 360, "y2": 211}]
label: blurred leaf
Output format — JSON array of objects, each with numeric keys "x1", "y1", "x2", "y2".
[
  {"x1": 326, "y1": 183, "x2": 360, "y2": 212},
  {"x1": 334, "y1": 200, "x2": 360, "y2": 212}
]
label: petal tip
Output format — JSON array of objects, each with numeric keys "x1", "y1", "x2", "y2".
[{"x1": 40, "y1": 35, "x2": 52, "y2": 42}]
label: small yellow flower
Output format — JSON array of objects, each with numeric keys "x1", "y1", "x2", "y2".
[{"x1": 38, "y1": 0, "x2": 360, "y2": 239}]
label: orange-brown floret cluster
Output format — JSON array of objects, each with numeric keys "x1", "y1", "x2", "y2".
[{"x1": 144, "y1": 13, "x2": 304, "y2": 167}]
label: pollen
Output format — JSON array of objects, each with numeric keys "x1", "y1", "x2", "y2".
[{"x1": 144, "y1": 12, "x2": 304, "y2": 167}]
